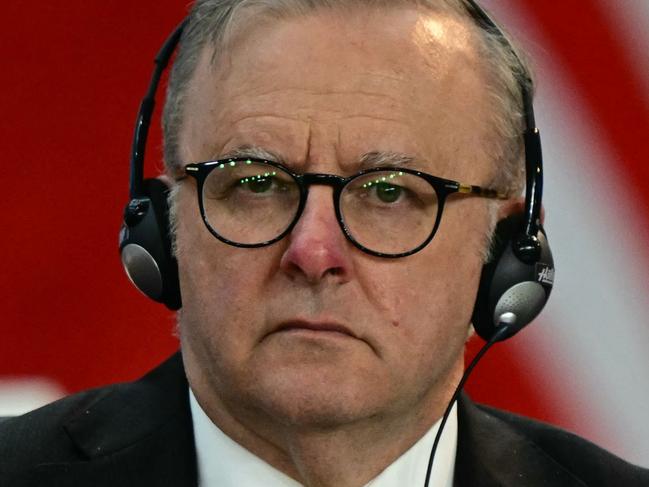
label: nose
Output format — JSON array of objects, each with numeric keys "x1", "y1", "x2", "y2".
[{"x1": 279, "y1": 187, "x2": 354, "y2": 284}]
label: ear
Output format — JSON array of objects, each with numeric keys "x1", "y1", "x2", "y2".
[
  {"x1": 498, "y1": 196, "x2": 545, "y2": 226},
  {"x1": 157, "y1": 174, "x2": 174, "y2": 189}
]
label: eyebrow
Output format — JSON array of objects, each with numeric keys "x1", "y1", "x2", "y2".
[
  {"x1": 216, "y1": 145, "x2": 284, "y2": 163},
  {"x1": 358, "y1": 151, "x2": 417, "y2": 170},
  {"x1": 212, "y1": 147, "x2": 418, "y2": 171}
]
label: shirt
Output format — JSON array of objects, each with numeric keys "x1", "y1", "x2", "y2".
[{"x1": 190, "y1": 388, "x2": 456, "y2": 487}]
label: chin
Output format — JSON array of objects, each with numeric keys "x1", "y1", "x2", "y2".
[{"x1": 241, "y1": 364, "x2": 386, "y2": 428}]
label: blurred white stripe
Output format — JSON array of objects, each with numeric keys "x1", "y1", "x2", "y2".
[{"x1": 0, "y1": 378, "x2": 66, "y2": 416}]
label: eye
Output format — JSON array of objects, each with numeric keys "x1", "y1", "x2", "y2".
[
  {"x1": 240, "y1": 174, "x2": 275, "y2": 193},
  {"x1": 373, "y1": 182, "x2": 403, "y2": 203},
  {"x1": 359, "y1": 175, "x2": 409, "y2": 205},
  {"x1": 345, "y1": 171, "x2": 436, "y2": 211},
  {"x1": 204, "y1": 164, "x2": 294, "y2": 201}
]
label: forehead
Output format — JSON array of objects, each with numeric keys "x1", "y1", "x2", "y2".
[{"x1": 179, "y1": 6, "x2": 492, "y2": 179}]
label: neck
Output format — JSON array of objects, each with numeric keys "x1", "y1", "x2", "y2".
[
  {"x1": 276, "y1": 407, "x2": 449, "y2": 487},
  {"x1": 185, "y1": 353, "x2": 463, "y2": 487}
]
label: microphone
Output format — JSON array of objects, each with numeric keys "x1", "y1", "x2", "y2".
[{"x1": 423, "y1": 323, "x2": 513, "y2": 487}]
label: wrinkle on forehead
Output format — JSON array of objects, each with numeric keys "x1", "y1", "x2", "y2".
[
  {"x1": 186, "y1": 7, "x2": 483, "y2": 122},
  {"x1": 216, "y1": 113, "x2": 432, "y2": 161},
  {"x1": 180, "y1": 6, "x2": 492, "y2": 183},
  {"x1": 218, "y1": 98, "x2": 421, "y2": 129}
]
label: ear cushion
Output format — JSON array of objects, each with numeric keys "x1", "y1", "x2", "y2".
[
  {"x1": 119, "y1": 178, "x2": 181, "y2": 310},
  {"x1": 472, "y1": 213, "x2": 554, "y2": 341}
]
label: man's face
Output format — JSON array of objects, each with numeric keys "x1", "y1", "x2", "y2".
[{"x1": 175, "y1": 7, "x2": 496, "y2": 429}]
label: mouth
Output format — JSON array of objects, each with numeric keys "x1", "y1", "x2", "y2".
[{"x1": 270, "y1": 320, "x2": 357, "y2": 339}]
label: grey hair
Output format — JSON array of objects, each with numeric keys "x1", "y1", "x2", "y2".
[{"x1": 162, "y1": 0, "x2": 532, "y2": 195}]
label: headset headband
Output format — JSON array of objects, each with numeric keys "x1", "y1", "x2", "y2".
[{"x1": 129, "y1": 20, "x2": 187, "y2": 200}]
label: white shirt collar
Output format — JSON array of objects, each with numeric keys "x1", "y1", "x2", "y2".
[{"x1": 189, "y1": 388, "x2": 457, "y2": 487}]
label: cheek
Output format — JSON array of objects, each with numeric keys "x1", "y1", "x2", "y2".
[
  {"x1": 174, "y1": 192, "x2": 271, "y2": 359},
  {"x1": 359, "y1": 217, "x2": 485, "y2": 358},
  {"x1": 360, "y1": 239, "x2": 482, "y2": 325}
]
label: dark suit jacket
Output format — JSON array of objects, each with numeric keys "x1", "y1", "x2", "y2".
[{"x1": 1, "y1": 353, "x2": 647, "y2": 486}]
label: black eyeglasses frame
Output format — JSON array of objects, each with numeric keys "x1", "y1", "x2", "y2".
[{"x1": 183, "y1": 157, "x2": 506, "y2": 258}]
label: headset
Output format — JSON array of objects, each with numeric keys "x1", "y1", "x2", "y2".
[{"x1": 118, "y1": 0, "x2": 554, "y2": 342}]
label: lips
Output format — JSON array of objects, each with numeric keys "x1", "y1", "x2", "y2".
[{"x1": 271, "y1": 320, "x2": 357, "y2": 339}]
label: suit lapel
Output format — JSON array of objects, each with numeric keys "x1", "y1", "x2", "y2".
[
  {"x1": 455, "y1": 394, "x2": 586, "y2": 487},
  {"x1": 29, "y1": 353, "x2": 197, "y2": 487}
]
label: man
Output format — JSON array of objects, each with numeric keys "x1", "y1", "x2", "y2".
[{"x1": 1, "y1": 0, "x2": 647, "y2": 486}]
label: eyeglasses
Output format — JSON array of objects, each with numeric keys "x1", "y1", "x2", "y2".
[{"x1": 183, "y1": 157, "x2": 506, "y2": 258}]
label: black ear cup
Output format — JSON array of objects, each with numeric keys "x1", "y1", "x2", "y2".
[
  {"x1": 472, "y1": 213, "x2": 554, "y2": 341},
  {"x1": 119, "y1": 178, "x2": 181, "y2": 310}
]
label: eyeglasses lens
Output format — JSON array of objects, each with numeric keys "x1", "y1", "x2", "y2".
[
  {"x1": 341, "y1": 171, "x2": 438, "y2": 255},
  {"x1": 201, "y1": 160, "x2": 301, "y2": 245}
]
